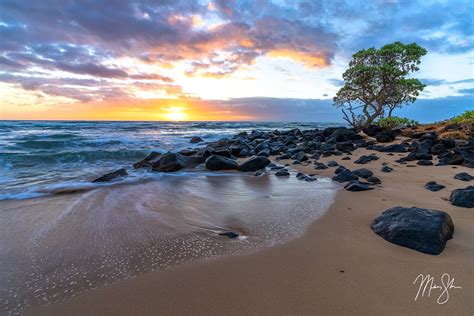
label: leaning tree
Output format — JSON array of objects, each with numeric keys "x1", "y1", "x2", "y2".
[{"x1": 333, "y1": 42, "x2": 427, "y2": 128}]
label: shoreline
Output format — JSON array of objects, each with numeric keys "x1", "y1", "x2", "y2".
[{"x1": 26, "y1": 145, "x2": 473, "y2": 315}]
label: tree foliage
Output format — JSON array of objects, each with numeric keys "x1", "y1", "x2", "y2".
[{"x1": 333, "y1": 42, "x2": 427, "y2": 128}]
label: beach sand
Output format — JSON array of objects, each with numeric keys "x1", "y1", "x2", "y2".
[{"x1": 24, "y1": 146, "x2": 474, "y2": 315}]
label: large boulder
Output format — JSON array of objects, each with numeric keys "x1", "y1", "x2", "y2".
[
  {"x1": 450, "y1": 186, "x2": 474, "y2": 208},
  {"x1": 133, "y1": 151, "x2": 161, "y2": 169},
  {"x1": 238, "y1": 156, "x2": 271, "y2": 172},
  {"x1": 205, "y1": 155, "x2": 238, "y2": 171},
  {"x1": 92, "y1": 168, "x2": 128, "y2": 182},
  {"x1": 371, "y1": 206, "x2": 454, "y2": 255},
  {"x1": 152, "y1": 153, "x2": 204, "y2": 172}
]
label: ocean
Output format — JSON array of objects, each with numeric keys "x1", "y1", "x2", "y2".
[{"x1": 0, "y1": 120, "x2": 342, "y2": 200}]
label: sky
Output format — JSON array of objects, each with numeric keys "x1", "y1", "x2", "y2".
[{"x1": 0, "y1": 0, "x2": 472, "y2": 122}]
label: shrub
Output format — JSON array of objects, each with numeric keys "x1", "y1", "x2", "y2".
[
  {"x1": 449, "y1": 110, "x2": 474, "y2": 124},
  {"x1": 375, "y1": 116, "x2": 419, "y2": 129}
]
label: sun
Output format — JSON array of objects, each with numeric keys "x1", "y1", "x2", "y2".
[{"x1": 163, "y1": 107, "x2": 188, "y2": 121}]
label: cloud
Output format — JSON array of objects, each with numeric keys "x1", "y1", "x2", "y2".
[{"x1": 0, "y1": 0, "x2": 472, "y2": 106}]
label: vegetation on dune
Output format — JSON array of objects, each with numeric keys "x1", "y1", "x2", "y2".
[
  {"x1": 333, "y1": 42, "x2": 427, "y2": 128},
  {"x1": 375, "y1": 116, "x2": 419, "y2": 129},
  {"x1": 449, "y1": 110, "x2": 474, "y2": 124}
]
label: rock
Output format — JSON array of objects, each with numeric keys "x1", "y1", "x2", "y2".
[
  {"x1": 190, "y1": 136, "x2": 203, "y2": 143},
  {"x1": 375, "y1": 131, "x2": 396, "y2": 143},
  {"x1": 415, "y1": 153, "x2": 433, "y2": 160},
  {"x1": 152, "y1": 153, "x2": 204, "y2": 172},
  {"x1": 275, "y1": 169, "x2": 290, "y2": 177},
  {"x1": 178, "y1": 149, "x2": 197, "y2": 156},
  {"x1": 363, "y1": 125, "x2": 384, "y2": 137},
  {"x1": 367, "y1": 176, "x2": 382, "y2": 184},
  {"x1": 92, "y1": 168, "x2": 128, "y2": 183},
  {"x1": 417, "y1": 160, "x2": 433, "y2": 166},
  {"x1": 424, "y1": 181, "x2": 445, "y2": 192},
  {"x1": 332, "y1": 170, "x2": 358, "y2": 183},
  {"x1": 314, "y1": 162, "x2": 328, "y2": 170},
  {"x1": 381, "y1": 165, "x2": 393, "y2": 173},
  {"x1": 205, "y1": 155, "x2": 238, "y2": 171},
  {"x1": 255, "y1": 171, "x2": 264, "y2": 176},
  {"x1": 344, "y1": 180, "x2": 373, "y2": 191},
  {"x1": 335, "y1": 166, "x2": 348, "y2": 174},
  {"x1": 335, "y1": 142, "x2": 355, "y2": 152},
  {"x1": 450, "y1": 186, "x2": 474, "y2": 208},
  {"x1": 327, "y1": 160, "x2": 339, "y2": 167},
  {"x1": 430, "y1": 143, "x2": 447, "y2": 155},
  {"x1": 342, "y1": 156, "x2": 351, "y2": 160},
  {"x1": 257, "y1": 149, "x2": 270, "y2": 157},
  {"x1": 328, "y1": 128, "x2": 362, "y2": 142},
  {"x1": 238, "y1": 156, "x2": 271, "y2": 172},
  {"x1": 376, "y1": 144, "x2": 407, "y2": 153},
  {"x1": 352, "y1": 168, "x2": 373, "y2": 179},
  {"x1": 454, "y1": 172, "x2": 473, "y2": 181},
  {"x1": 133, "y1": 151, "x2": 161, "y2": 169},
  {"x1": 214, "y1": 149, "x2": 232, "y2": 158},
  {"x1": 371, "y1": 206, "x2": 454, "y2": 255},
  {"x1": 354, "y1": 154, "x2": 379, "y2": 164},
  {"x1": 219, "y1": 231, "x2": 239, "y2": 239},
  {"x1": 291, "y1": 151, "x2": 308, "y2": 162}
]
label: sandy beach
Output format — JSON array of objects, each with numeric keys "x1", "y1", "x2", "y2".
[{"x1": 24, "y1": 143, "x2": 473, "y2": 315}]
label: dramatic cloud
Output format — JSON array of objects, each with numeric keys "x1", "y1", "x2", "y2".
[{"x1": 0, "y1": 0, "x2": 472, "y2": 119}]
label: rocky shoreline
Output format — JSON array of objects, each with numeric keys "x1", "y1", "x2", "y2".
[{"x1": 93, "y1": 123, "x2": 473, "y2": 255}]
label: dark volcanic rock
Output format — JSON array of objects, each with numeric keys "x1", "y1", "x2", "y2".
[
  {"x1": 335, "y1": 166, "x2": 348, "y2": 174},
  {"x1": 363, "y1": 125, "x2": 384, "y2": 137},
  {"x1": 354, "y1": 154, "x2": 379, "y2": 164},
  {"x1": 424, "y1": 181, "x2": 446, "y2": 192},
  {"x1": 371, "y1": 206, "x2": 454, "y2": 255},
  {"x1": 344, "y1": 180, "x2": 373, "y2": 191},
  {"x1": 291, "y1": 151, "x2": 308, "y2": 162},
  {"x1": 238, "y1": 156, "x2": 271, "y2": 172},
  {"x1": 367, "y1": 176, "x2": 382, "y2": 184},
  {"x1": 275, "y1": 169, "x2": 290, "y2": 177},
  {"x1": 342, "y1": 156, "x2": 351, "y2": 160},
  {"x1": 133, "y1": 151, "x2": 161, "y2": 169},
  {"x1": 327, "y1": 160, "x2": 339, "y2": 167},
  {"x1": 375, "y1": 131, "x2": 396, "y2": 143},
  {"x1": 219, "y1": 231, "x2": 239, "y2": 239},
  {"x1": 314, "y1": 162, "x2": 328, "y2": 170},
  {"x1": 352, "y1": 168, "x2": 373, "y2": 179},
  {"x1": 430, "y1": 143, "x2": 447, "y2": 155},
  {"x1": 450, "y1": 186, "x2": 474, "y2": 208},
  {"x1": 328, "y1": 128, "x2": 362, "y2": 142},
  {"x1": 205, "y1": 155, "x2": 238, "y2": 171},
  {"x1": 377, "y1": 144, "x2": 407, "y2": 153},
  {"x1": 417, "y1": 160, "x2": 433, "y2": 166},
  {"x1": 454, "y1": 172, "x2": 473, "y2": 181},
  {"x1": 381, "y1": 165, "x2": 394, "y2": 173},
  {"x1": 190, "y1": 136, "x2": 203, "y2": 143},
  {"x1": 152, "y1": 153, "x2": 204, "y2": 172},
  {"x1": 332, "y1": 170, "x2": 358, "y2": 183},
  {"x1": 92, "y1": 168, "x2": 128, "y2": 182}
]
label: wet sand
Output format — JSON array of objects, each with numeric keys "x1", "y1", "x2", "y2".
[
  {"x1": 0, "y1": 172, "x2": 337, "y2": 314},
  {"x1": 25, "y1": 146, "x2": 474, "y2": 315}
]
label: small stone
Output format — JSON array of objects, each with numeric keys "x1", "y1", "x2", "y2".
[
  {"x1": 381, "y1": 165, "x2": 393, "y2": 173},
  {"x1": 424, "y1": 181, "x2": 445, "y2": 192},
  {"x1": 219, "y1": 232, "x2": 239, "y2": 239}
]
